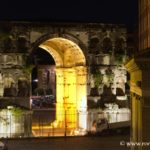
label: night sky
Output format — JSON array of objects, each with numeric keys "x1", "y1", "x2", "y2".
[
  {"x1": 0, "y1": 0, "x2": 138, "y2": 30},
  {"x1": 32, "y1": 48, "x2": 55, "y2": 65}
]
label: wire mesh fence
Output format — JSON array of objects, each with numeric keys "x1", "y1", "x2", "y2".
[
  {"x1": 0, "y1": 108, "x2": 130, "y2": 138},
  {"x1": 0, "y1": 114, "x2": 32, "y2": 138}
]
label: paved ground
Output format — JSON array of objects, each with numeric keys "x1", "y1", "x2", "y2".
[{"x1": 1, "y1": 135, "x2": 131, "y2": 150}]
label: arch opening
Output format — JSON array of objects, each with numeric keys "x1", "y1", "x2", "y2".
[
  {"x1": 32, "y1": 37, "x2": 87, "y2": 134},
  {"x1": 30, "y1": 47, "x2": 56, "y2": 111}
]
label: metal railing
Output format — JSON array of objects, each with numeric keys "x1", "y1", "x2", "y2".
[{"x1": 0, "y1": 109, "x2": 130, "y2": 138}]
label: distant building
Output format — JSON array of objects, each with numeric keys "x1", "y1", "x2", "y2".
[{"x1": 37, "y1": 65, "x2": 56, "y2": 96}]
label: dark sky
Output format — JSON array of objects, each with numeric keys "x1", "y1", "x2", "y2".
[
  {"x1": 32, "y1": 48, "x2": 55, "y2": 65},
  {"x1": 0, "y1": 0, "x2": 138, "y2": 29}
]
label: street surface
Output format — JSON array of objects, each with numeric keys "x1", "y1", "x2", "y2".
[{"x1": 1, "y1": 135, "x2": 130, "y2": 150}]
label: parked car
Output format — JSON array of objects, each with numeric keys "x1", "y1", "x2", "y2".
[{"x1": 90, "y1": 118, "x2": 130, "y2": 135}]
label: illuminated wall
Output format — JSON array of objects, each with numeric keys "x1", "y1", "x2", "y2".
[
  {"x1": 125, "y1": 58, "x2": 142, "y2": 149},
  {"x1": 125, "y1": 1, "x2": 150, "y2": 149},
  {"x1": 0, "y1": 22, "x2": 128, "y2": 136},
  {"x1": 0, "y1": 107, "x2": 32, "y2": 138},
  {"x1": 76, "y1": 66, "x2": 87, "y2": 129}
]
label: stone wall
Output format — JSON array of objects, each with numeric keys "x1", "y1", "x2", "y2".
[{"x1": 0, "y1": 22, "x2": 128, "y2": 109}]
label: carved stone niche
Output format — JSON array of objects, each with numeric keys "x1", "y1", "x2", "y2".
[
  {"x1": 114, "y1": 38, "x2": 126, "y2": 55},
  {"x1": 102, "y1": 37, "x2": 112, "y2": 54},
  {"x1": 17, "y1": 79, "x2": 30, "y2": 97},
  {"x1": 3, "y1": 36, "x2": 13, "y2": 52},
  {"x1": 3, "y1": 82, "x2": 17, "y2": 97},
  {"x1": 88, "y1": 37, "x2": 100, "y2": 54},
  {"x1": 17, "y1": 36, "x2": 28, "y2": 53}
]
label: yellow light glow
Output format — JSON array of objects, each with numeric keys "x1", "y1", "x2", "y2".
[
  {"x1": 56, "y1": 59, "x2": 87, "y2": 129},
  {"x1": 39, "y1": 38, "x2": 87, "y2": 131}
]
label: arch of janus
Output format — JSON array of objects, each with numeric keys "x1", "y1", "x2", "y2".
[{"x1": 39, "y1": 37, "x2": 87, "y2": 130}]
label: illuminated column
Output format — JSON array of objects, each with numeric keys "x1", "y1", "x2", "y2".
[
  {"x1": 132, "y1": 93, "x2": 138, "y2": 143},
  {"x1": 56, "y1": 68, "x2": 64, "y2": 124},
  {"x1": 75, "y1": 66, "x2": 87, "y2": 130},
  {"x1": 56, "y1": 68, "x2": 77, "y2": 128},
  {"x1": 125, "y1": 58, "x2": 150, "y2": 150},
  {"x1": 63, "y1": 68, "x2": 77, "y2": 128}
]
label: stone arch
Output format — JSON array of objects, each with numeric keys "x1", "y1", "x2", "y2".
[
  {"x1": 39, "y1": 38, "x2": 86, "y2": 67},
  {"x1": 31, "y1": 36, "x2": 87, "y2": 130},
  {"x1": 31, "y1": 32, "x2": 88, "y2": 63}
]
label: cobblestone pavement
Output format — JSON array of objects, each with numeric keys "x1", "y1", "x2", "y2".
[{"x1": 1, "y1": 135, "x2": 130, "y2": 150}]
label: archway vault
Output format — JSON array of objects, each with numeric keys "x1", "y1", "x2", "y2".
[
  {"x1": 39, "y1": 37, "x2": 86, "y2": 67},
  {"x1": 39, "y1": 37, "x2": 87, "y2": 130}
]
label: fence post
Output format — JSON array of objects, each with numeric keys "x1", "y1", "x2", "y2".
[
  {"x1": 64, "y1": 109, "x2": 67, "y2": 137},
  {"x1": 10, "y1": 115, "x2": 11, "y2": 138}
]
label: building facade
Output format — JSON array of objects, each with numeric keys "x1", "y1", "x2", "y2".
[
  {"x1": 139, "y1": 0, "x2": 150, "y2": 50},
  {"x1": 125, "y1": 1, "x2": 150, "y2": 150},
  {"x1": 0, "y1": 22, "x2": 129, "y2": 137}
]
